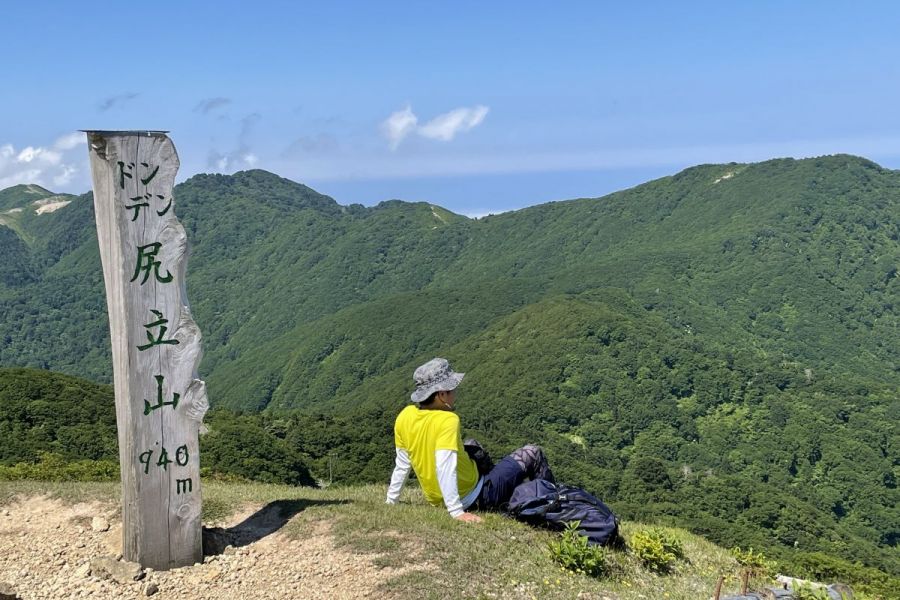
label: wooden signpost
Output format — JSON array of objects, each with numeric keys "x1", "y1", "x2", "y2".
[{"x1": 85, "y1": 131, "x2": 208, "y2": 569}]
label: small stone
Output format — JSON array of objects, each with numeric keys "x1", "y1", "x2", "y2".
[
  {"x1": 91, "y1": 517, "x2": 110, "y2": 532},
  {"x1": 144, "y1": 582, "x2": 159, "y2": 597},
  {"x1": 0, "y1": 581, "x2": 18, "y2": 600},
  {"x1": 90, "y1": 556, "x2": 143, "y2": 585},
  {"x1": 75, "y1": 541, "x2": 85, "y2": 549},
  {"x1": 103, "y1": 524, "x2": 123, "y2": 556},
  {"x1": 74, "y1": 563, "x2": 91, "y2": 578}
]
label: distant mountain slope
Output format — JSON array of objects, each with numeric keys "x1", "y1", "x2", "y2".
[
  {"x1": 0, "y1": 184, "x2": 55, "y2": 211},
  {"x1": 1, "y1": 156, "x2": 896, "y2": 395},
  {"x1": 0, "y1": 155, "x2": 897, "y2": 395},
  {"x1": 206, "y1": 155, "x2": 899, "y2": 409},
  {"x1": 429, "y1": 157, "x2": 898, "y2": 382}
]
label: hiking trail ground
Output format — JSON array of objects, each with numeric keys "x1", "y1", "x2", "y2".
[
  {"x1": 0, "y1": 481, "x2": 770, "y2": 600},
  {"x1": 0, "y1": 489, "x2": 418, "y2": 599}
]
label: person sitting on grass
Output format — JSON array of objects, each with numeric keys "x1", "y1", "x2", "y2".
[{"x1": 386, "y1": 357, "x2": 554, "y2": 522}]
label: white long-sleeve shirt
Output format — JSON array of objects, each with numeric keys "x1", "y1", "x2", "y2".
[{"x1": 386, "y1": 448, "x2": 482, "y2": 518}]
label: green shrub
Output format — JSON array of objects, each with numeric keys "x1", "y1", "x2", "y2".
[
  {"x1": 792, "y1": 583, "x2": 837, "y2": 600},
  {"x1": 730, "y1": 546, "x2": 776, "y2": 577},
  {"x1": 201, "y1": 416, "x2": 316, "y2": 486},
  {"x1": 0, "y1": 452, "x2": 118, "y2": 481},
  {"x1": 793, "y1": 585, "x2": 874, "y2": 600},
  {"x1": 548, "y1": 521, "x2": 609, "y2": 578},
  {"x1": 782, "y1": 551, "x2": 899, "y2": 598},
  {"x1": 630, "y1": 528, "x2": 684, "y2": 573}
]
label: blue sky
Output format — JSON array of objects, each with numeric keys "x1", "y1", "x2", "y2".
[{"x1": 3, "y1": 1, "x2": 900, "y2": 216}]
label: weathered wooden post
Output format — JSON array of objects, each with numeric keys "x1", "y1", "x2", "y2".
[{"x1": 85, "y1": 131, "x2": 208, "y2": 569}]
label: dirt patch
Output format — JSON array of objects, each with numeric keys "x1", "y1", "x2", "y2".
[
  {"x1": 32, "y1": 197, "x2": 72, "y2": 215},
  {"x1": 0, "y1": 495, "x2": 421, "y2": 599}
]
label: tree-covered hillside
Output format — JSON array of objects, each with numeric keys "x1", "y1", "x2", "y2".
[
  {"x1": 0, "y1": 368, "x2": 314, "y2": 486},
  {"x1": 2, "y1": 157, "x2": 896, "y2": 395},
  {"x1": 0, "y1": 156, "x2": 897, "y2": 585}
]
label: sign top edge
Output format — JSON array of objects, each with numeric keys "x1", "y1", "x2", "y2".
[{"x1": 80, "y1": 130, "x2": 170, "y2": 136}]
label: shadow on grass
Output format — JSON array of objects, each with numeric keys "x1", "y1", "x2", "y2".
[{"x1": 203, "y1": 498, "x2": 348, "y2": 555}]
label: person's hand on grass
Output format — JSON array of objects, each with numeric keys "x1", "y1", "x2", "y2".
[{"x1": 456, "y1": 512, "x2": 482, "y2": 523}]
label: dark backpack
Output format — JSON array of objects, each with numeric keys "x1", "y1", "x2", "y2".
[
  {"x1": 463, "y1": 438, "x2": 495, "y2": 476},
  {"x1": 506, "y1": 479, "x2": 621, "y2": 547}
]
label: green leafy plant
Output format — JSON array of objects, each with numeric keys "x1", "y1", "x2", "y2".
[
  {"x1": 792, "y1": 583, "x2": 835, "y2": 600},
  {"x1": 793, "y1": 583, "x2": 873, "y2": 600},
  {"x1": 0, "y1": 452, "x2": 118, "y2": 482},
  {"x1": 630, "y1": 528, "x2": 684, "y2": 573},
  {"x1": 730, "y1": 546, "x2": 776, "y2": 577},
  {"x1": 547, "y1": 521, "x2": 609, "y2": 577}
]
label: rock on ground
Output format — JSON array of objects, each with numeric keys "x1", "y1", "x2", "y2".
[
  {"x1": 0, "y1": 581, "x2": 19, "y2": 600},
  {"x1": 90, "y1": 517, "x2": 110, "y2": 533},
  {"x1": 90, "y1": 556, "x2": 142, "y2": 584}
]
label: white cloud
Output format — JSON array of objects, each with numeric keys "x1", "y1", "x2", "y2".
[
  {"x1": 381, "y1": 105, "x2": 418, "y2": 150},
  {"x1": 380, "y1": 104, "x2": 490, "y2": 149},
  {"x1": 207, "y1": 113, "x2": 262, "y2": 173},
  {"x1": 53, "y1": 132, "x2": 86, "y2": 151},
  {"x1": 17, "y1": 146, "x2": 61, "y2": 165},
  {"x1": 0, "y1": 134, "x2": 88, "y2": 192},
  {"x1": 209, "y1": 151, "x2": 258, "y2": 172},
  {"x1": 418, "y1": 106, "x2": 489, "y2": 142},
  {"x1": 53, "y1": 165, "x2": 78, "y2": 187},
  {"x1": 0, "y1": 169, "x2": 42, "y2": 190}
]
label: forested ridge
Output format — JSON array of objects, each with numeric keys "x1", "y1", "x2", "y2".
[{"x1": 0, "y1": 155, "x2": 897, "y2": 595}]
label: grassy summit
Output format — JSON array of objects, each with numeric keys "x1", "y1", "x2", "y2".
[{"x1": 0, "y1": 479, "x2": 826, "y2": 600}]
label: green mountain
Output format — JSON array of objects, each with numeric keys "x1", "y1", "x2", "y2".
[
  {"x1": 0, "y1": 183, "x2": 55, "y2": 211},
  {"x1": 1, "y1": 158, "x2": 897, "y2": 396},
  {"x1": 0, "y1": 156, "x2": 897, "y2": 583}
]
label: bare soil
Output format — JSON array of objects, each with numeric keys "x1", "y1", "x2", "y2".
[{"x1": 0, "y1": 495, "x2": 415, "y2": 599}]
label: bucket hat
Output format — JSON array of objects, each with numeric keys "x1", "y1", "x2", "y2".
[{"x1": 410, "y1": 358, "x2": 465, "y2": 404}]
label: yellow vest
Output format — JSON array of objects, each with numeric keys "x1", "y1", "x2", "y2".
[{"x1": 394, "y1": 405, "x2": 479, "y2": 507}]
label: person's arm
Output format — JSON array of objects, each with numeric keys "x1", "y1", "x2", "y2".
[
  {"x1": 436, "y1": 449, "x2": 481, "y2": 522},
  {"x1": 386, "y1": 447, "x2": 411, "y2": 504},
  {"x1": 435, "y1": 449, "x2": 464, "y2": 517},
  {"x1": 432, "y1": 412, "x2": 481, "y2": 522}
]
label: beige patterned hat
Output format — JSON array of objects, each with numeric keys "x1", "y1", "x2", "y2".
[{"x1": 410, "y1": 358, "x2": 465, "y2": 404}]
